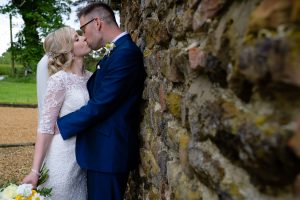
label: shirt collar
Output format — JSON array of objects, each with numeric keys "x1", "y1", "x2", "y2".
[{"x1": 112, "y1": 32, "x2": 128, "y2": 43}]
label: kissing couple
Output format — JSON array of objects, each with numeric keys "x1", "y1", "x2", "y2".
[{"x1": 23, "y1": 2, "x2": 146, "y2": 200}]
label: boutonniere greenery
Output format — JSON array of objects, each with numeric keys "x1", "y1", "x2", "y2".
[{"x1": 94, "y1": 42, "x2": 116, "y2": 60}]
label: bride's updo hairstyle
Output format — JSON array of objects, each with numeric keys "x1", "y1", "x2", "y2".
[{"x1": 44, "y1": 26, "x2": 74, "y2": 75}]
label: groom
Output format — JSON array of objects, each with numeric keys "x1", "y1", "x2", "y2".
[{"x1": 57, "y1": 2, "x2": 145, "y2": 199}]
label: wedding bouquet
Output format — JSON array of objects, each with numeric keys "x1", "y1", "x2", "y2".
[
  {"x1": 0, "y1": 183, "x2": 50, "y2": 200},
  {"x1": 0, "y1": 165, "x2": 52, "y2": 200}
]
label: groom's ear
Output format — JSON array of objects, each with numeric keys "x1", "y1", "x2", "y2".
[{"x1": 94, "y1": 17, "x2": 102, "y2": 31}]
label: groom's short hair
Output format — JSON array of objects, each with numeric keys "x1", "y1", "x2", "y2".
[{"x1": 77, "y1": 2, "x2": 117, "y2": 26}]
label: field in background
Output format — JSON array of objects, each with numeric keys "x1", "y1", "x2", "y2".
[
  {"x1": 0, "y1": 63, "x2": 37, "y2": 105},
  {"x1": 0, "y1": 80, "x2": 36, "y2": 105},
  {"x1": 0, "y1": 63, "x2": 23, "y2": 76}
]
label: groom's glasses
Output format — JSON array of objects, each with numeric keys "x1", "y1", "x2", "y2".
[{"x1": 80, "y1": 18, "x2": 96, "y2": 32}]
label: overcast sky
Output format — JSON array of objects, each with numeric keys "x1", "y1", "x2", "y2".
[{"x1": 0, "y1": 1, "x2": 119, "y2": 56}]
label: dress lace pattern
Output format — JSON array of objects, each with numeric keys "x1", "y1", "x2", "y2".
[{"x1": 38, "y1": 70, "x2": 92, "y2": 200}]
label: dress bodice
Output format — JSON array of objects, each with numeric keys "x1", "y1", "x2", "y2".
[{"x1": 60, "y1": 71, "x2": 90, "y2": 117}]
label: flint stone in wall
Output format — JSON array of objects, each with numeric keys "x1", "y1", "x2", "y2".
[
  {"x1": 148, "y1": 100, "x2": 163, "y2": 136},
  {"x1": 144, "y1": 50, "x2": 157, "y2": 77},
  {"x1": 166, "y1": 120, "x2": 188, "y2": 151},
  {"x1": 166, "y1": 48, "x2": 184, "y2": 82},
  {"x1": 238, "y1": 37, "x2": 300, "y2": 87},
  {"x1": 212, "y1": 0, "x2": 260, "y2": 57},
  {"x1": 189, "y1": 140, "x2": 295, "y2": 200},
  {"x1": 197, "y1": 94, "x2": 300, "y2": 186},
  {"x1": 167, "y1": 159, "x2": 218, "y2": 200},
  {"x1": 144, "y1": 18, "x2": 170, "y2": 49},
  {"x1": 166, "y1": 92, "x2": 182, "y2": 119},
  {"x1": 159, "y1": 84, "x2": 167, "y2": 112},
  {"x1": 139, "y1": 114, "x2": 155, "y2": 150},
  {"x1": 248, "y1": 0, "x2": 300, "y2": 32},
  {"x1": 193, "y1": 0, "x2": 226, "y2": 30},
  {"x1": 146, "y1": 78, "x2": 160, "y2": 102},
  {"x1": 187, "y1": 76, "x2": 219, "y2": 140},
  {"x1": 140, "y1": 148, "x2": 160, "y2": 178},
  {"x1": 188, "y1": 0, "x2": 201, "y2": 10},
  {"x1": 189, "y1": 141, "x2": 225, "y2": 189},
  {"x1": 188, "y1": 47, "x2": 227, "y2": 87},
  {"x1": 188, "y1": 47, "x2": 208, "y2": 70},
  {"x1": 143, "y1": 0, "x2": 156, "y2": 9}
]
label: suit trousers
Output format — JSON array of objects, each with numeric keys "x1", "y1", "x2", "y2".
[{"x1": 87, "y1": 170, "x2": 129, "y2": 200}]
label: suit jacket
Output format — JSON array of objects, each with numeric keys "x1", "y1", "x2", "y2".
[{"x1": 57, "y1": 34, "x2": 145, "y2": 172}]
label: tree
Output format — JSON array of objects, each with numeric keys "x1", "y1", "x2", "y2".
[
  {"x1": 0, "y1": 50, "x2": 12, "y2": 64},
  {"x1": 0, "y1": 0, "x2": 72, "y2": 72}
]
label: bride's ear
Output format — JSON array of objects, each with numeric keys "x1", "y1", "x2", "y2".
[{"x1": 69, "y1": 52, "x2": 74, "y2": 60}]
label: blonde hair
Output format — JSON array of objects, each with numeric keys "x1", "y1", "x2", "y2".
[{"x1": 44, "y1": 26, "x2": 74, "y2": 75}]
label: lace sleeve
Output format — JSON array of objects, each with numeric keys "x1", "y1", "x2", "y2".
[{"x1": 38, "y1": 73, "x2": 65, "y2": 134}]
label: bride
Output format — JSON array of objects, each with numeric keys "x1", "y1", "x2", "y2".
[{"x1": 23, "y1": 26, "x2": 92, "y2": 199}]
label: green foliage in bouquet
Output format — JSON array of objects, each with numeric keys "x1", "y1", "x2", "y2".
[
  {"x1": 36, "y1": 163, "x2": 52, "y2": 197},
  {"x1": 37, "y1": 163, "x2": 49, "y2": 186},
  {"x1": 37, "y1": 187, "x2": 52, "y2": 198}
]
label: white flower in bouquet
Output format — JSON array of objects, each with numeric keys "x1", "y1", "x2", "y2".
[
  {"x1": 16, "y1": 184, "x2": 33, "y2": 197},
  {"x1": 0, "y1": 184, "x2": 18, "y2": 200},
  {"x1": 31, "y1": 192, "x2": 46, "y2": 200}
]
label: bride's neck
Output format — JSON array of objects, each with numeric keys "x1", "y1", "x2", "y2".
[{"x1": 69, "y1": 57, "x2": 84, "y2": 76}]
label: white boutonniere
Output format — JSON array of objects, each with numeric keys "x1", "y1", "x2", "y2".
[{"x1": 96, "y1": 42, "x2": 116, "y2": 60}]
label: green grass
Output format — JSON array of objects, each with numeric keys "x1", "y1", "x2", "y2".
[
  {"x1": 5, "y1": 75, "x2": 36, "y2": 83},
  {"x1": 0, "y1": 64, "x2": 11, "y2": 75},
  {"x1": 0, "y1": 80, "x2": 37, "y2": 105},
  {"x1": 0, "y1": 63, "x2": 37, "y2": 105}
]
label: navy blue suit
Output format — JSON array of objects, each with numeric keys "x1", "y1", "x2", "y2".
[{"x1": 57, "y1": 34, "x2": 145, "y2": 199}]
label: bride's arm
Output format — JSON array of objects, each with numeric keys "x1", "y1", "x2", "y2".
[
  {"x1": 23, "y1": 74, "x2": 65, "y2": 187},
  {"x1": 23, "y1": 134, "x2": 53, "y2": 188}
]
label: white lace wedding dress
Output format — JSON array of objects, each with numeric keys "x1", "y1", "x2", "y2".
[{"x1": 38, "y1": 70, "x2": 92, "y2": 200}]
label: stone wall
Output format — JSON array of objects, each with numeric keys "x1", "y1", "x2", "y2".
[{"x1": 120, "y1": 0, "x2": 300, "y2": 199}]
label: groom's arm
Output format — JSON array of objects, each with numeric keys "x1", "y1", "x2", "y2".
[{"x1": 58, "y1": 48, "x2": 143, "y2": 140}]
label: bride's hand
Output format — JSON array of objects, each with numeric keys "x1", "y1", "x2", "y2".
[{"x1": 22, "y1": 171, "x2": 39, "y2": 189}]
